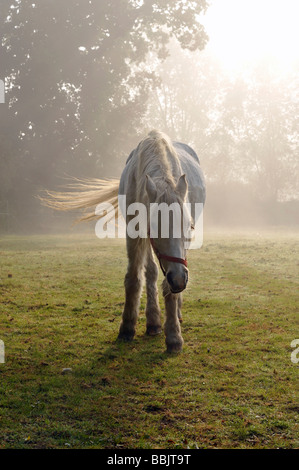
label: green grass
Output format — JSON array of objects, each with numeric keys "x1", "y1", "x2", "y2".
[{"x1": 0, "y1": 231, "x2": 298, "y2": 449}]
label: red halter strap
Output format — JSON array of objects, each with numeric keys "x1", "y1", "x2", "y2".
[{"x1": 148, "y1": 231, "x2": 188, "y2": 276}]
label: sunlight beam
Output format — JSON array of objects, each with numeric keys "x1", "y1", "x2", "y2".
[{"x1": 202, "y1": 0, "x2": 299, "y2": 71}]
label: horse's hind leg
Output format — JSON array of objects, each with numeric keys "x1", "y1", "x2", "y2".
[
  {"x1": 118, "y1": 237, "x2": 145, "y2": 341},
  {"x1": 145, "y1": 245, "x2": 162, "y2": 336},
  {"x1": 162, "y1": 278, "x2": 183, "y2": 353}
]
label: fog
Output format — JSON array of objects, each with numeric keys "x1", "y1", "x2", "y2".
[{"x1": 0, "y1": 0, "x2": 298, "y2": 234}]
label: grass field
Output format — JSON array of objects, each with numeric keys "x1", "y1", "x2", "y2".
[{"x1": 0, "y1": 230, "x2": 298, "y2": 449}]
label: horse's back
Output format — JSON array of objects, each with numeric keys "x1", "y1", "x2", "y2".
[
  {"x1": 125, "y1": 141, "x2": 199, "y2": 166},
  {"x1": 173, "y1": 142, "x2": 206, "y2": 206},
  {"x1": 120, "y1": 139, "x2": 206, "y2": 205},
  {"x1": 173, "y1": 142, "x2": 200, "y2": 165}
]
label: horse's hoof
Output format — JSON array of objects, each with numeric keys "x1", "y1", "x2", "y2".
[
  {"x1": 117, "y1": 328, "x2": 135, "y2": 342},
  {"x1": 146, "y1": 325, "x2": 162, "y2": 336},
  {"x1": 166, "y1": 340, "x2": 183, "y2": 354},
  {"x1": 117, "y1": 333, "x2": 134, "y2": 342}
]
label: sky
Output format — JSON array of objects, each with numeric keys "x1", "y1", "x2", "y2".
[{"x1": 201, "y1": 0, "x2": 299, "y2": 72}]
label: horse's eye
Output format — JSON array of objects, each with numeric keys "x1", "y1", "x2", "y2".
[{"x1": 191, "y1": 224, "x2": 195, "y2": 231}]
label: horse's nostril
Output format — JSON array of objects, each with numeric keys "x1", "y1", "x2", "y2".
[
  {"x1": 167, "y1": 270, "x2": 188, "y2": 293},
  {"x1": 166, "y1": 271, "x2": 173, "y2": 286}
]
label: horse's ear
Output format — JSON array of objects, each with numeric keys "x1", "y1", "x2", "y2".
[
  {"x1": 176, "y1": 174, "x2": 188, "y2": 200},
  {"x1": 146, "y1": 175, "x2": 157, "y2": 203}
]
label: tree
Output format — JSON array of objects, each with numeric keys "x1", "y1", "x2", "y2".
[
  {"x1": 213, "y1": 58, "x2": 299, "y2": 202},
  {"x1": 144, "y1": 45, "x2": 299, "y2": 206},
  {"x1": 142, "y1": 43, "x2": 222, "y2": 151},
  {"x1": 0, "y1": 0, "x2": 208, "y2": 230}
]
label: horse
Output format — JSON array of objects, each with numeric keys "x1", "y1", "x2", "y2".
[{"x1": 42, "y1": 130, "x2": 206, "y2": 353}]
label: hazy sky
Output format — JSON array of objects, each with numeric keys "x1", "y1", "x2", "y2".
[{"x1": 202, "y1": 0, "x2": 299, "y2": 71}]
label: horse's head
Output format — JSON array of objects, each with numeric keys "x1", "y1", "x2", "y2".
[{"x1": 146, "y1": 174, "x2": 192, "y2": 293}]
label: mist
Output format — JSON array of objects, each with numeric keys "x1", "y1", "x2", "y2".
[{"x1": 0, "y1": 0, "x2": 298, "y2": 234}]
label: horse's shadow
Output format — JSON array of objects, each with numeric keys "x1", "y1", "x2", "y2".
[{"x1": 87, "y1": 331, "x2": 176, "y2": 386}]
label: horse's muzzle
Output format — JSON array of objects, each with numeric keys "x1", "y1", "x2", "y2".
[{"x1": 167, "y1": 269, "x2": 188, "y2": 294}]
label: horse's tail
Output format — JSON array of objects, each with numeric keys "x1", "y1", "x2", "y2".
[{"x1": 39, "y1": 177, "x2": 120, "y2": 223}]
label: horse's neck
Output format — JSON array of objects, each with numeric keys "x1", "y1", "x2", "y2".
[
  {"x1": 150, "y1": 148, "x2": 181, "y2": 181},
  {"x1": 136, "y1": 140, "x2": 181, "y2": 202}
]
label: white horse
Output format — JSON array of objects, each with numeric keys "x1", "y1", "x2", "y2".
[{"x1": 43, "y1": 130, "x2": 206, "y2": 352}]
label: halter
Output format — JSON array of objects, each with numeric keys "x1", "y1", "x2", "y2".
[{"x1": 148, "y1": 229, "x2": 188, "y2": 276}]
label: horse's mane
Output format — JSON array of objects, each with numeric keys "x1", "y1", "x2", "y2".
[{"x1": 136, "y1": 130, "x2": 181, "y2": 202}]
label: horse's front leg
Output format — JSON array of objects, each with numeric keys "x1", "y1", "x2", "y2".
[
  {"x1": 145, "y1": 244, "x2": 162, "y2": 336},
  {"x1": 162, "y1": 278, "x2": 184, "y2": 353},
  {"x1": 118, "y1": 237, "x2": 145, "y2": 341},
  {"x1": 177, "y1": 293, "x2": 183, "y2": 323}
]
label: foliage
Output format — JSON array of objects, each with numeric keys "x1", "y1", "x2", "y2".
[
  {"x1": 0, "y1": 0, "x2": 208, "y2": 226},
  {"x1": 143, "y1": 47, "x2": 299, "y2": 203},
  {"x1": 1, "y1": 1, "x2": 298, "y2": 231}
]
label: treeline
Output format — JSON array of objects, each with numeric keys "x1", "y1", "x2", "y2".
[
  {"x1": 0, "y1": 1, "x2": 298, "y2": 233},
  {"x1": 142, "y1": 45, "x2": 299, "y2": 227}
]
